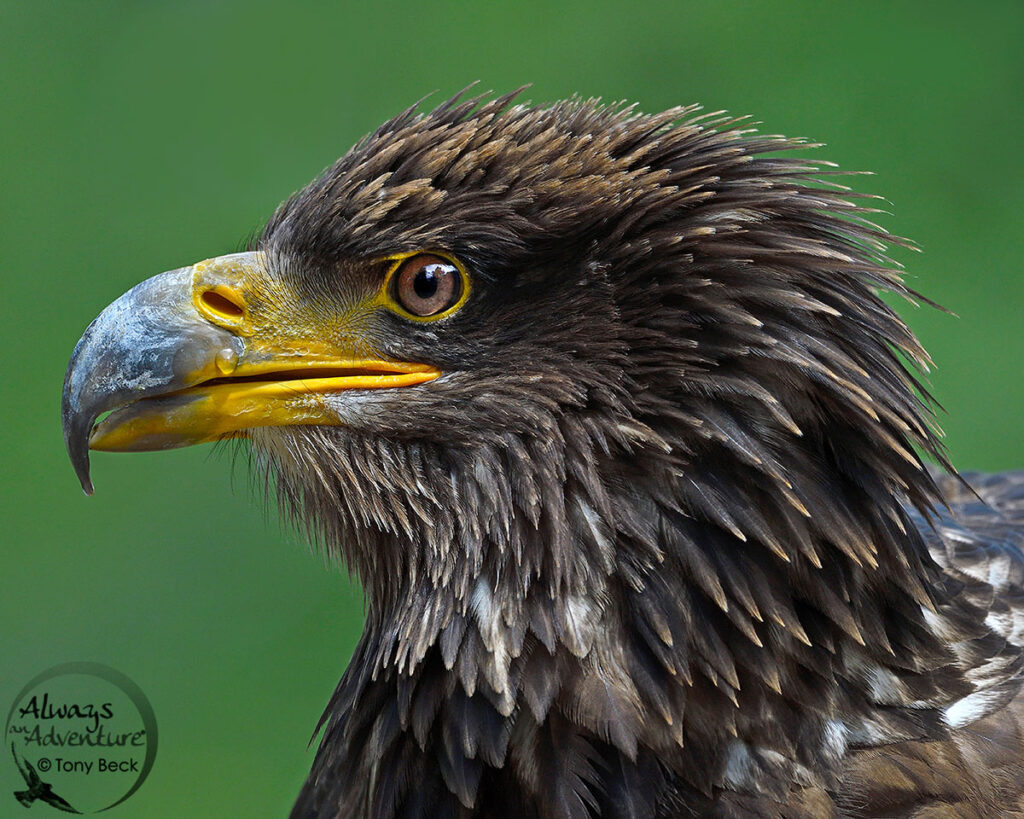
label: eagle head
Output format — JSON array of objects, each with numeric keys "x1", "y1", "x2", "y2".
[{"x1": 63, "y1": 92, "x2": 1003, "y2": 818}]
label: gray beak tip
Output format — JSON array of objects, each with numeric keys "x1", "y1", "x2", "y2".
[
  {"x1": 77, "y1": 462, "x2": 95, "y2": 496},
  {"x1": 63, "y1": 408, "x2": 96, "y2": 496},
  {"x1": 62, "y1": 354, "x2": 97, "y2": 497}
]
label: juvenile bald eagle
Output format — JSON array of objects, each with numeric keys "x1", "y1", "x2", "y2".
[{"x1": 63, "y1": 92, "x2": 1024, "y2": 817}]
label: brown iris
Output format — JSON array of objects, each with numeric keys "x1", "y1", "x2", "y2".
[{"x1": 391, "y1": 255, "x2": 464, "y2": 317}]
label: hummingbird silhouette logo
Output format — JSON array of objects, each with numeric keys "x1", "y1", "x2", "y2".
[{"x1": 10, "y1": 743, "x2": 80, "y2": 813}]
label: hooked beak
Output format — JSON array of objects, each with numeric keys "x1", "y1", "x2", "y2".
[{"x1": 62, "y1": 252, "x2": 439, "y2": 494}]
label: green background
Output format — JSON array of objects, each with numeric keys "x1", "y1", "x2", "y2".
[{"x1": 2, "y1": 2, "x2": 1021, "y2": 816}]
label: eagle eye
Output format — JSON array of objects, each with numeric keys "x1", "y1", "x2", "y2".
[{"x1": 387, "y1": 254, "x2": 467, "y2": 320}]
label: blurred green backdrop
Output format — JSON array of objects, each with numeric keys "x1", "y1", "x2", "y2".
[{"x1": 2, "y1": 1, "x2": 1021, "y2": 816}]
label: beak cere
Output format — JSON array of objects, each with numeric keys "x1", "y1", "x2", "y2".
[{"x1": 61, "y1": 252, "x2": 440, "y2": 495}]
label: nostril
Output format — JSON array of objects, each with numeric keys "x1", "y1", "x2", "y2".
[{"x1": 199, "y1": 288, "x2": 245, "y2": 320}]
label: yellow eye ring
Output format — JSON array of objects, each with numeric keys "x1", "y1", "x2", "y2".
[{"x1": 378, "y1": 251, "x2": 471, "y2": 322}]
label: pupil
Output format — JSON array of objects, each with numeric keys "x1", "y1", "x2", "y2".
[{"x1": 414, "y1": 269, "x2": 439, "y2": 299}]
